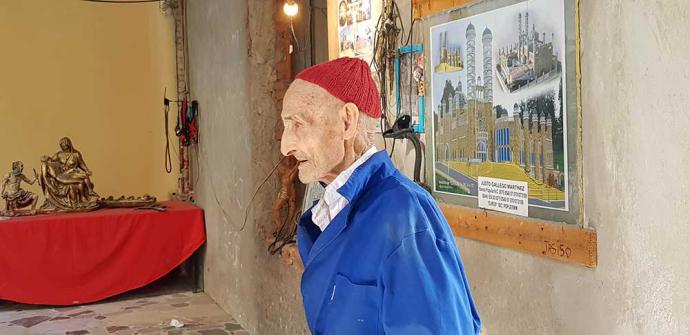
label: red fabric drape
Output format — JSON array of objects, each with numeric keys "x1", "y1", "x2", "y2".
[{"x1": 0, "y1": 200, "x2": 205, "y2": 305}]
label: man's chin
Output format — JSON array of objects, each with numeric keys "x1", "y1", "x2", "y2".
[{"x1": 297, "y1": 170, "x2": 316, "y2": 184}]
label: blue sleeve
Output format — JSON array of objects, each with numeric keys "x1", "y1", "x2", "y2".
[{"x1": 380, "y1": 230, "x2": 481, "y2": 335}]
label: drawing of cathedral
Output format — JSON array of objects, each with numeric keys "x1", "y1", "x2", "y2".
[
  {"x1": 496, "y1": 12, "x2": 561, "y2": 92},
  {"x1": 435, "y1": 23, "x2": 559, "y2": 186},
  {"x1": 436, "y1": 24, "x2": 494, "y2": 164},
  {"x1": 434, "y1": 31, "x2": 463, "y2": 73}
]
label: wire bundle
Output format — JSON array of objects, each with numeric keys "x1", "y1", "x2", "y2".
[{"x1": 371, "y1": 1, "x2": 422, "y2": 156}]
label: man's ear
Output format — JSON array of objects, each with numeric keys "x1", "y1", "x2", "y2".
[{"x1": 342, "y1": 102, "x2": 360, "y2": 140}]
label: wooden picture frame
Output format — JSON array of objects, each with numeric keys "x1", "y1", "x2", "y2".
[{"x1": 416, "y1": 0, "x2": 596, "y2": 267}]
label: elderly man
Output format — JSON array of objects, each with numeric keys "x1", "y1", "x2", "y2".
[{"x1": 281, "y1": 57, "x2": 481, "y2": 334}]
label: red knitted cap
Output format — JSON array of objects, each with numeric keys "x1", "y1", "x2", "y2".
[{"x1": 295, "y1": 57, "x2": 382, "y2": 119}]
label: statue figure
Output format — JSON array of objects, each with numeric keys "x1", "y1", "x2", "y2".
[
  {"x1": 1, "y1": 161, "x2": 39, "y2": 213},
  {"x1": 38, "y1": 137, "x2": 99, "y2": 212},
  {"x1": 271, "y1": 156, "x2": 299, "y2": 242}
]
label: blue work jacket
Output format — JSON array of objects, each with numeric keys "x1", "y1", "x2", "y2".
[{"x1": 297, "y1": 151, "x2": 481, "y2": 334}]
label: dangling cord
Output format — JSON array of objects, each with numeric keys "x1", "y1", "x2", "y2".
[
  {"x1": 241, "y1": 156, "x2": 287, "y2": 232},
  {"x1": 196, "y1": 143, "x2": 286, "y2": 232},
  {"x1": 290, "y1": 18, "x2": 300, "y2": 51},
  {"x1": 389, "y1": 138, "x2": 396, "y2": 158},
  {"x1": 268, "y1": 210, "x2": 300, "y2": 255},
  {"x1": 164, "y1": 90, "x2": 173, "y2": 174}
]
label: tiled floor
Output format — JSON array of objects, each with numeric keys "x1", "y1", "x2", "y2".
[{"x1": 0, "y1": 278, "x2": 247, "y2": 335}]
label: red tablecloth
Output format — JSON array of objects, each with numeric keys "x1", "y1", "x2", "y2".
[{"x1": 0, "y1": 200, "x2": 205, "y2": 305}]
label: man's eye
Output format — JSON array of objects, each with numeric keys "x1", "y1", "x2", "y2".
[{"x1": 285, "y1": 120, "x2": 300, "y2": 129}]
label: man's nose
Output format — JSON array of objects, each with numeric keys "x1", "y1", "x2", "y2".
[{"x1": 280, "y1": 131, "x2": 296, "y2": 157}]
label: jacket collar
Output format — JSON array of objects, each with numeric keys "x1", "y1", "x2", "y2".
[
  {"x1": 299, "y1": 150, "x2": 398, "y2": 267},
  {"x1": 311, "y1": 146, "x2": 378, "y2": 231},
  {"x1": 335, "y1": 150, "x2": 397, "y2": 205}
]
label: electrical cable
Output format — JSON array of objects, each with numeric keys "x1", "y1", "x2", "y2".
[
  {"x1": 309, "y1": 0, "x2": 315, "y2": 66},
  {"x1": 389, "y1": 138, "x2": 396, "y2": 158},
  {"x1": 408, "y1": 12, "x2": 415, "y2": 125},
  {"x1": 182, "y1": 0, "x2": 191, "y2": 96},
  {"x1": 163, "y1": 89, "x2": 173, "y2": 174},
  {"x1": 240, "y1": 156, "x2": 285, "y2": 233},
  {"x1": 380, "y1": 114, "x2": 387, "y2": 151},
  {"x1": 371, "y1": 1, "x2": 405, "y2": 156},
  {"x1": 195, "y1": 139, "x2": 286, "y2": 233},
  {"x1": 403, "y1": 18, "x2": 421, "y2": 46},
  {"x1": 290, "y1": 19, "x2": 300, "y2": 51},
  {"x1": 371, "y1": 10, "x2": 385, "y2": 151},
  {"x1": 408, "y1": 51, "x2": 413, "y2": 122},
  {"x1": 392, "y1": 2, "x2": 406, "y2": 46},
  {"x1": 164, "y1": 108, "x2": 172, "y2": 173},
  {"x1": 192, "y1": 143, "x2": 201, "y2": 192},
  {"x1": 369, "y1": 13, "x2": 383, "y2": 68},
  {"x1": 267, "y1": 208, "x2": 300, "y2": 255},
  {"x1": 365, "y1": 1, "x2": 421, "y2": 157}
]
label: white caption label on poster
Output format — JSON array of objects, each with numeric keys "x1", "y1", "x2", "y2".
[{"x1": 478, "y1": 177, "x2": 528, "y2": 217}]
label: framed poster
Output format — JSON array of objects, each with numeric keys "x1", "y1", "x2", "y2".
[
  {"x1": 426, "y1": 0, "x2": 580, "y2": 223},
  {"x1": 337, "y1": 0, "x2": 374, "y2": 61}
]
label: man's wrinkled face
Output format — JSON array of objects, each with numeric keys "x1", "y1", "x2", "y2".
[{"x1": 280, "y1": 80, "x2": 346, "y2": 184}]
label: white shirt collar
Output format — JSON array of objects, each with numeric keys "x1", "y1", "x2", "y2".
[{"x1": 311, "y1": 146, "x2": 378, "y2": 231}]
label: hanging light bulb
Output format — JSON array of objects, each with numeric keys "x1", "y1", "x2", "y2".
[
  {"x1": 283, "y1": 0, "x2": 299, "y2": 18},
  {"x1": 283, "y1": 0, "x2": 300, "y2": 52}
]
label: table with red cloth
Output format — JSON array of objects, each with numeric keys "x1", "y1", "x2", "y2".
[{"x1": 0, "y1": 200, "x2": 205, "y2": 305}]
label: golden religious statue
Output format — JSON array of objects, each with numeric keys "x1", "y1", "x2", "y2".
[
  {"x1": 38, "y1": 137, "x2": 99, "y2": 212},
  {"x1": 1, "y1": 161, "x2": 39, "y2": 213}
]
